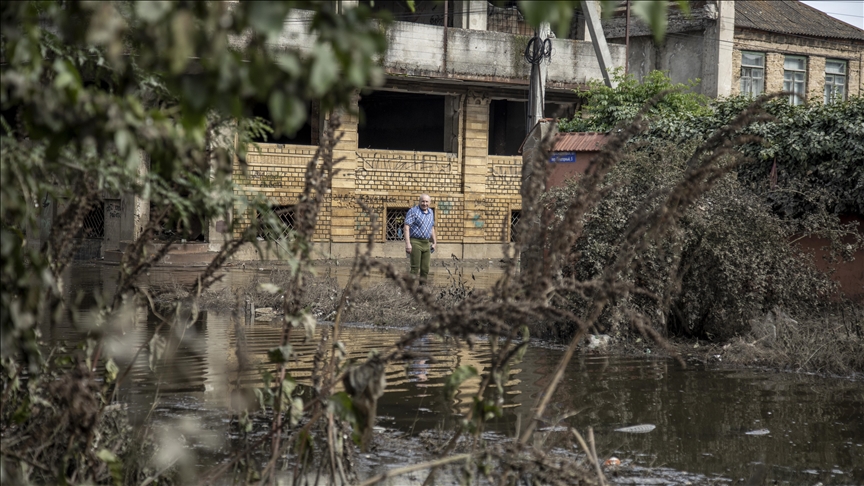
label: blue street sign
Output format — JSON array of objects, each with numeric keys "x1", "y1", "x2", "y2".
[{"x1": 549, "y1": 152, "x2": 576, "y2": 163}]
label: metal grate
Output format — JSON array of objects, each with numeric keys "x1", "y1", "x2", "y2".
[
  {"x1": 257, "y1": 205, "x2": 296, "y2": 240},
  {"x1": 487, "y1": 2, "x2": 534, "y2": 36},
  {"x1": 510, "y1": 210, "x2": 521, "y2": 243},
  {"x1": 79, "y1": 201, "x2": 104, "y2": 239},
  {"x1": 386, "y1": 207, "x2": 410, "y2": 241}
]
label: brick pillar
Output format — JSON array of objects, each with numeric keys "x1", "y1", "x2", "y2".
[
  {"x1": 328, "y1": 93, "x2": 359, "y2": 251},
  {"x1": 462, "y1": 91, "x2": 490, "y2": 257},
  {"x1": 765, "y1": 52, "x2": 785, "y2": 96},
  {"x1": 807, "y1": 56, "x2": 826, "y2": 104}
]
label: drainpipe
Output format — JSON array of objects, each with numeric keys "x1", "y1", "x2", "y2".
[
  {"x1": 443, "y1": 0, "x2": 449, "y2": 75},
  {"x1": 625, "y1": 0, "x2": 630, "y2": 75}
]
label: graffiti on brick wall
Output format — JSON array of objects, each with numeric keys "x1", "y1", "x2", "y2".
[
  {"x1": 326, "y1": 193, "x2": 403, "y2": 208},
  {"x1": 357, "y1": 150, "x2": 453, "y2": 174},
  {"x1": 491, "y1": 164, "x2": 521, "y2": 178}
]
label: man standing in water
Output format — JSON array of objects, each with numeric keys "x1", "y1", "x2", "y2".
[{"x1": 404, "y1": 194, "x2": 437, "y2": 280}]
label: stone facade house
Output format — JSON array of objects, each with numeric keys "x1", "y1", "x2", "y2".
[{"x1": 602, "y1": 0, "x2": 864, "y2": 101}]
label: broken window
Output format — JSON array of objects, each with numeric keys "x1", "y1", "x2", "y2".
[
  {"x1": 386, "y1": 207, "x2": 410, "y2": 241},
  {"x1": 257, "y1": 205, "x2": 296, "y2": 241},
  {"x1": 359, "y1": 91, "x2": 451, "y2": 152},
  {"x1": 249, "y1": 100, "x2": 317, "y2": 145}
]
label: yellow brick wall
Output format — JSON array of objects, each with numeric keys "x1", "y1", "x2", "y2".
[{"x1": 232, "y1": 90, "x2": 529, "y2": 249}]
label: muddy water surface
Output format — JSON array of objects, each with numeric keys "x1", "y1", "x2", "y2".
[{"x1": 54, "y1": 265, "x2": 864, "y2": 485}]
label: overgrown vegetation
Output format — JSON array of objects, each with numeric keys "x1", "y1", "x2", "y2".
[{"x1": 3, "y1": 2, "x2": 860, "y2": 486}]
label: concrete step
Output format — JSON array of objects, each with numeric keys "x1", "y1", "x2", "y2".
[{"x1": 118, "y1": 240, "x2": 211, "y2": 254}]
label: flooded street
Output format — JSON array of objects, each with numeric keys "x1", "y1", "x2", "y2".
[{"x1": 53, "y1": 265, "x2": 864, "y2": 485}]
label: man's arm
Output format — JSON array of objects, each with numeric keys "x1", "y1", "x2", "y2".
[
  {"x1": 404, "y1": 224, "x2": 412, "y2": 254},
  {"x1": 430, "y1": 226, "x2": 437, "y2": 253}
]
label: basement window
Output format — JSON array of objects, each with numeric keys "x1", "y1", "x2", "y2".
[
  {"x1": 257, "y1": 205, "x2": 296, "y2": 240},
  {"x1": 359, "y1": 91, "x2": 450, "y2": 152},
  {"x1": 510, "y1": 210, "x2": 521, "y2": 243},
  {"x1": 386, "y1": 207, "x2": 410, "y2": 241}
]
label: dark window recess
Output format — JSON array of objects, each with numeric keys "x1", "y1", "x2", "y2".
[
  {"x1": 489, "y1": 101, "x2": 577, "y2": 156},
  {"x1": 78, "y1": 201, "x2": 105, "y2": 239},
  {"x1": 257, "y1": 205, "x2": 296, "y2": 240},
  {"x1": 249, "y1": 101, "x2": 314, "y2": 145},
  {"x1": 489, "y1": 100, "x2": 526, "y2": 156},
  {"x1": 361, "y1": 1, "x2": 453, "y2": 27},
  {"x1": 510, "y1": 210, "x2": 521, "y2": 243},
  {"x1": 386, "y1": 207, "x2": 411, "y2": 241},
  {"x1": 359, "y1": 91, "x2": 446, "y2": 152}
]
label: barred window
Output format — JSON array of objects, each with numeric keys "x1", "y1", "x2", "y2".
[
  {"x1": 257, "y1": 205, "x2": 295, "y2": 240},
  {"x1": 825, "y1": 60, "x2": 847, "y2": 103},
  {"x1": 783, "y1": 56, "x2": 806, "y2": 106},
  {"x1": 510, "y1": 210, "x2": 521, "y2": 243},
  {"x1": 740, "y1": 52, "x2": 765, "y2": 96},
  {"x1": 386, "y1": 207, "x2": 410, "y2": 241},
  {"x1": 78, "y1": 201, "x2": 105, "y2": 239}
]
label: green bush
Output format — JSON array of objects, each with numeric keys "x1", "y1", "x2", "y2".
[{"x1": 546, "y1": 142, "x2": 836, "y2": 340}]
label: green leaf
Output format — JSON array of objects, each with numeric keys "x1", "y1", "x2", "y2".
[
  {"x1": 148, "y1": 334, "x2": 166, "y2": 372},
  {"x1": 135, "y1": 1, "x2": 173, "y2": 23},
  {"x1": 105, "y1": 358, "x2": 119, "y2": 383},
  {"x1": 309, "y1": 44, "x2": 339, "y2": 97},
  {"x1": 96, "y1": 448, "x2": 123, "y2": 486},
  {"x1": 631, "y1": 0, "x2": 669, "y2": 44},
  {"x1": 443, "y1": 365, "x2": 478, "y2": 400},
  {"x1": 267, "y1": 345, "x2": 293, "y2": 363},
  {"x1": 246, "y1": 2, "x2": 289, "y2": 37}
]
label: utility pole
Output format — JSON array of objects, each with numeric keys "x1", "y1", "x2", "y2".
[
  {"x1": 581, "y1": 0, "x2": 617, "y2": 88},
  {"x1": 526, "y1": 22, "x2": 551, "y2": 135}
]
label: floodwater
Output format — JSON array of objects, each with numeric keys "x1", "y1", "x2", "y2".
[{"x1": 51, "y1": 265, "x2": 864, "y2": 485}]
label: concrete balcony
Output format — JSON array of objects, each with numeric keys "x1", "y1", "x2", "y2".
[{"x1": 272, "y1": 10, "x2": 625, "y2": 92}]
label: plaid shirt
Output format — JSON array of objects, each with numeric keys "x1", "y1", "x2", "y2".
[{"x1": 404, "y1": 205, "x2": 434, "y2": 239}]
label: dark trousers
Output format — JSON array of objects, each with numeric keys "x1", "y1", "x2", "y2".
[{"x1": 409, "y1": 238, "x2": 431, "y2": 278}]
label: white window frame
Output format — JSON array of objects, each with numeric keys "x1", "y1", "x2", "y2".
[
  {"x1": 740, "y1": 52, "x2": 765, "y2": 96},
  {"x1": 824, "y1": 59, "x2": 847, "y2": 103},
  {"x1": 783, "y1": 56, "x2": 806, "y2": 106}
]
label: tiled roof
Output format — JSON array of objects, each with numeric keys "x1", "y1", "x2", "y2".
[
  {"x1": 552, "y1": 132, "x2": 609, "y2": 152},
  {"x1": 735, "y1": 0, "x2": 864, "y2": 41}
]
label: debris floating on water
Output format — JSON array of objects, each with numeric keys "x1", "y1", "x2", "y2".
[
  {"x1": 614, "y1": 424, "x2": 656, "y2": 434},
  {"x1": 745, "y1": 428, "x2": 770, "y2": 436},
  {"x1": 604, "y1": 457, "x2": 621, "y2": 467}
]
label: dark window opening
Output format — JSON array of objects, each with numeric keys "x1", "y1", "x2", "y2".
[
  {"x1": 510, "y1": 210, "x2": 521, "y2": 243},
  {"x1": 386, "y1": 207, "x2": 411, "y2": 241},
  {"x1": 257, "y1": 205, "x2": 296, "y2": 240},
  {"x1": 489, "y1": 100, "x2": 577, "y2": 156},
  {"x1": 361, "y1": 1, "x2": 453, "y2": 27},
  {"x1": 359, "y1": 91, "x2": 447, "y2": 152},
  {"x1": 78, "y1": 201, "x2": 105, "y2": 239},
  {"x1": 249, "y1": 101, "x2": 316, "y2": 145},
  {"x1": 489, "y1": 100, "x2": 526, "y2": 156}
]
